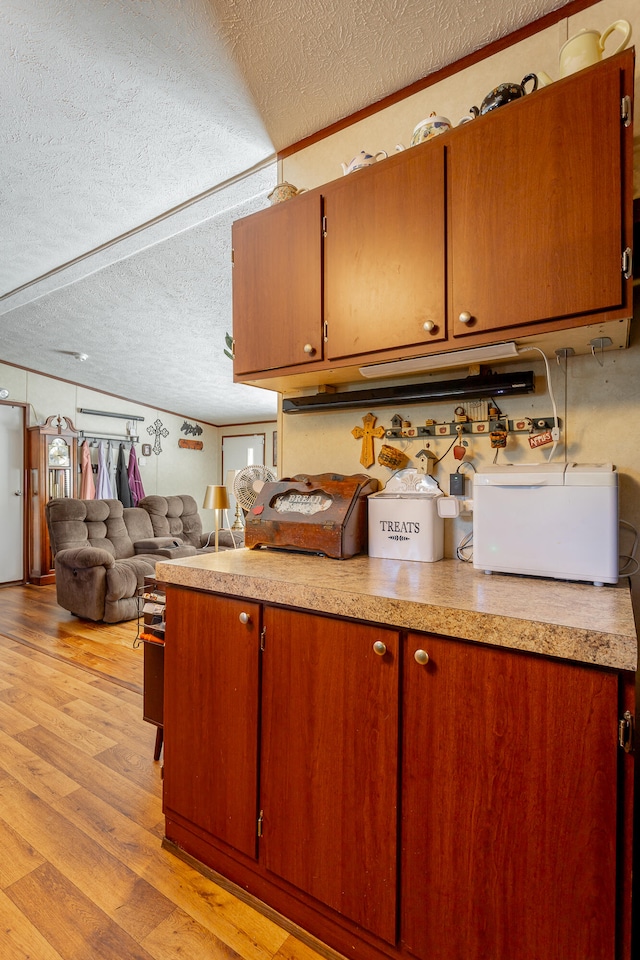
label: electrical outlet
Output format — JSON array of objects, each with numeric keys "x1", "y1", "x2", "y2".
[{"x1": 449, "y1": 473, "x2": 465, "y2": 496}]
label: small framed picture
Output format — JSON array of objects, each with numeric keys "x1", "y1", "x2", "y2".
[
  {"x1": 141, "y1": 443, "x2": 152, "y2": 457},
  {"x1": 272, "y1": 431, "x2": 278, "y2": 467}
]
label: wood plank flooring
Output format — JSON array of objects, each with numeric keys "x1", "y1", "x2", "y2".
[{"x1": 0, "y1": 584, "x2": 331, "y2": 960}]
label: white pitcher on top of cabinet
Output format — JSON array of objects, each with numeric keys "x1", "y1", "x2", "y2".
[{"x1": 538, "y1": 19, "x2": 631, "y2": 85}]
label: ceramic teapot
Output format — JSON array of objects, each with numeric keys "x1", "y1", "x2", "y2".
[
  {"x1": 341, "y1": 150, "x2": 388, "y2": 175},
  {"x1": 476, "y1": 74, "x2": 538, "y2": 115},
  {"x1": 395, "y1": 114, "x2": 452, "y2": 150},
  {"x1": 267, "y1": 181, "x2": 307, "y2": 204},
  {"x1": 457, "y1": 106, "x2": 480, "y2": 126},
  {"x1": 537, "y1": 20, "x2": 631, "y2": 85}
]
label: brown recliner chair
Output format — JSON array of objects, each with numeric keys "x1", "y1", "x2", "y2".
[
  {"x1": 46, "y1": 498, "x2": 197, "y2": 623},
  {"x1": 139, "y1": 494, "x2": 243, "y2": 552}
]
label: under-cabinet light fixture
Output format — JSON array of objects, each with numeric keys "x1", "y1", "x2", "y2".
[
  {"x1": 282, "y1": 370, "x2": 535, "y2": 414},
  {"x1": 358, "y1": 342, "x2": 520, "y2": 379}
]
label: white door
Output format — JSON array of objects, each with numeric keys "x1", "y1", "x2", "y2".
[
  {"x1": 0, "y1": 404, "x2": 25, "y2": 583},
  {"x1": 221, "y1": 434, "x2": 265, "y2": 524}
]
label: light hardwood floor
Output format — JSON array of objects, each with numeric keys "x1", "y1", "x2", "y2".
[{"x1": 0, "y1": 583, "x2": 331, "y2": 960}]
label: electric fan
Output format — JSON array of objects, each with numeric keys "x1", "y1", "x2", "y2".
[{"x1": 233, "y1": 464, "x2": 276, "y2": 512}]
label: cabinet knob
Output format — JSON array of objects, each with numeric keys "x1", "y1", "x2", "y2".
[
  {"x1": 414, "y1": 649, "x2": 430, "y2": 665},
  {"x1": 423, "y1": 320, "x2": 436, "y2": 333},
  {"x1": 373, "y1": 641, "x2": 387, "y2": 656},
  {"x1": 239, "y1": 612, "x2": 251, "y2": 625},
  {"x1": 458, "y1": 311, "x2": 472, "y2": 325},
  {"x1": 303, "y1": 343, "x2": 316, "y2": 356}
]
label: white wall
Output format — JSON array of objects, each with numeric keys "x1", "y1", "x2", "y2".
[
  {"x1": 283, "y1": 0, "x2": 639, "y2": 195},
  {"x1": 1, "y1": 360, "x2": 221, "y2": 506}
]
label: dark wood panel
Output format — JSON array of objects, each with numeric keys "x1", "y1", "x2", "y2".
[
  {"x1": 233, "y1": 191, "x2": 323, "y2": 375},
  {"x1": 401, "y1": 634, "x2": 620, "y2": 960},
  {"x1": 163, "y1": 587, "x2": 261, "y2": 859},
  {"x1": 449, "y1": 54, "x2": 627, "y2": 336},
  {"x1": 260, "y1": 608, "x2": 399, "y2": 944},
  {"x1": 324, "y1": 144, "x2": 446, "y2": 359}
]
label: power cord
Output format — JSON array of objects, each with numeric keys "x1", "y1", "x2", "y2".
[
  {"x1": 456, "y1": 530, "x2": 473, "y2": 562},
  {"x1": 515, "y1": 346, "x2": 560, "y2": 461},
  {"x1": 619, "y1": 519, "x2": 639, "y2": 577}
]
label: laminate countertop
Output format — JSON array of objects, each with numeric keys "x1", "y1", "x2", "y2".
[{"x1": 155, "y1": 549, "x2": 638, "y2": 672}]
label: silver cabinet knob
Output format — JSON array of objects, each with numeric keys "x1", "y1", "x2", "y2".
[
  {"x1": 414, "y1": 649, "x2": 430, "y2": 665},
  {"x1": 239, "y1": 612, "x2": 251, "y2": 625},
  {"x1": 373, "y1": 641, "x2": 387, "y2": 656},
  {"x1": 458, "y1": 311, "x2": 472, "y2": 324},
  {"x1": 303, "y1": 343, "x2": 316, "y2": 355},
  {"x1": 423, "y1": 320, "x2": 436, "y2": 333}
]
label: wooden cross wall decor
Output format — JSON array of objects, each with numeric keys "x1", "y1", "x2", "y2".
[{"x1": 352, "y1": 412, "x2": 385, "y2": 468}]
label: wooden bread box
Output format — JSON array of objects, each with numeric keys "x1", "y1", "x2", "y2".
[{"x1": 245, "y1": 473, "x2": 379, "y2": 559}]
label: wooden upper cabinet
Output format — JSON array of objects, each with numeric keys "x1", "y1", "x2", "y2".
[
  {"x1": 231, "y1": 51, "x2": 632, "y2": 386},
  {"x1": 163, "y1": 588, "x2": 261, "y2": 860},
  {"x1": 449, "y1": 51, "x2": 632, "y2": 338},
  {"x1": 260, "y1": 608, "x2": 400, "y2": 944},
  {"x1": 232, "y1": 191, "x2": 323, "y2": 375},
  {"x1": 324, "y1": 144, "x2": 446, "y2": 360},
  {"x1": 401, "y1": 634, "x2": 619, "y2": 960}
]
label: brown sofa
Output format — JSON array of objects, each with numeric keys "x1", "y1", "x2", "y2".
[
  {"x1": 46, "y1": 498, "x2": 198, "y2": 623},
  {"x1": 139, "y1": 494, "x2": 243, "y2": 552}
]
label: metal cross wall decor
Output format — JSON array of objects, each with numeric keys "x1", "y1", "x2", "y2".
[{"x1": 147, "y1": 418, "x2": 169, "y2": 455}]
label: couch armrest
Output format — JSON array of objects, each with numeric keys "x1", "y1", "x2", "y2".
[
  {"x1": 137, "y1": 545, "x2": 197, "y2": 559},
  {"x1": 134, "y1": 537, "x2": 184, "y2": 554},
  {"x1": 55, "y1": 546, "x2": 116, "y2": 569}
]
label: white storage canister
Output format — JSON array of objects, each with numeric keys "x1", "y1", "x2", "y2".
[{"x1": 368, "y1": 469, "x2": 444, "y2": 562}]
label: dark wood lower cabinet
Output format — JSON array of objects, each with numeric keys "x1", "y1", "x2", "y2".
[
  {"x1": 163, "y1": 586, "x2": 634, "y2": 960},
  {"x1": 402, "y1": 634, "x2": 621, "y2": 960},
  {"x1": 260, "y1": 607, "x2": 399, "y2": 943},
  {"x1": 163, "y1": 589, "x2": 261, "y2": 859}
]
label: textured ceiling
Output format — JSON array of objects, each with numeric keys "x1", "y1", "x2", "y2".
[{"x1": 0, "y1": 0, "x2": 572, "y2": 425}]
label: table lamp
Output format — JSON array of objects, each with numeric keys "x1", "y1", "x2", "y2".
[{"x1": 203, "y1": 484, "x2": 230, "y2": 551}]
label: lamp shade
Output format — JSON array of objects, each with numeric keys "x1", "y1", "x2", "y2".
[{"x1": 203, "y1": 484, "x2": 229, "y2": 510}]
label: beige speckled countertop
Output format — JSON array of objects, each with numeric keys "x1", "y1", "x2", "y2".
[{"x1": 156, "y1": 549, "x2": 638, "y2": 672}]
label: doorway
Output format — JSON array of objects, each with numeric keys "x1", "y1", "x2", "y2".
[
  {"x1": 221, "y1": 433, "x2": 265, "y2": 523},
  {"x1": 0, "y1": 403, "x2": 25, "y2": 583}
]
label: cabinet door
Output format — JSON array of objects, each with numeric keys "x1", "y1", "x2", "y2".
[
  {"x1": 260, "y1": 608, "x2": 399, "y2": 944},
  {"x1": 402, "y1": 634, "x2": 619, "y2": 960},
  {"x1": 449, "y1": 54, "x2": 628, "y2": 337},
  {"x1": 163, "y1": 588, "x2": 261, "y2": 859},
  {"x1": 324, "y1": 144, "x2": 446, "y2": 360},
  {"x1": 232, "y1": 191, "x2": 323, "y2": 375}
]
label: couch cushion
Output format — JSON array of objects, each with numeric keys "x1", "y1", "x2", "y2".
[
  {"x1": 47, "y1": 497, "x2": 137, "y2": 560},
  {"x1": 47, "y1": 498, "x2": 93, "y2": 553},
  {"x1": 123, "y1": 506, "x2": 155, "y2": 544},
  {"x1": 139, "y1": 494, "x2": 204, "y2": 548}
]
